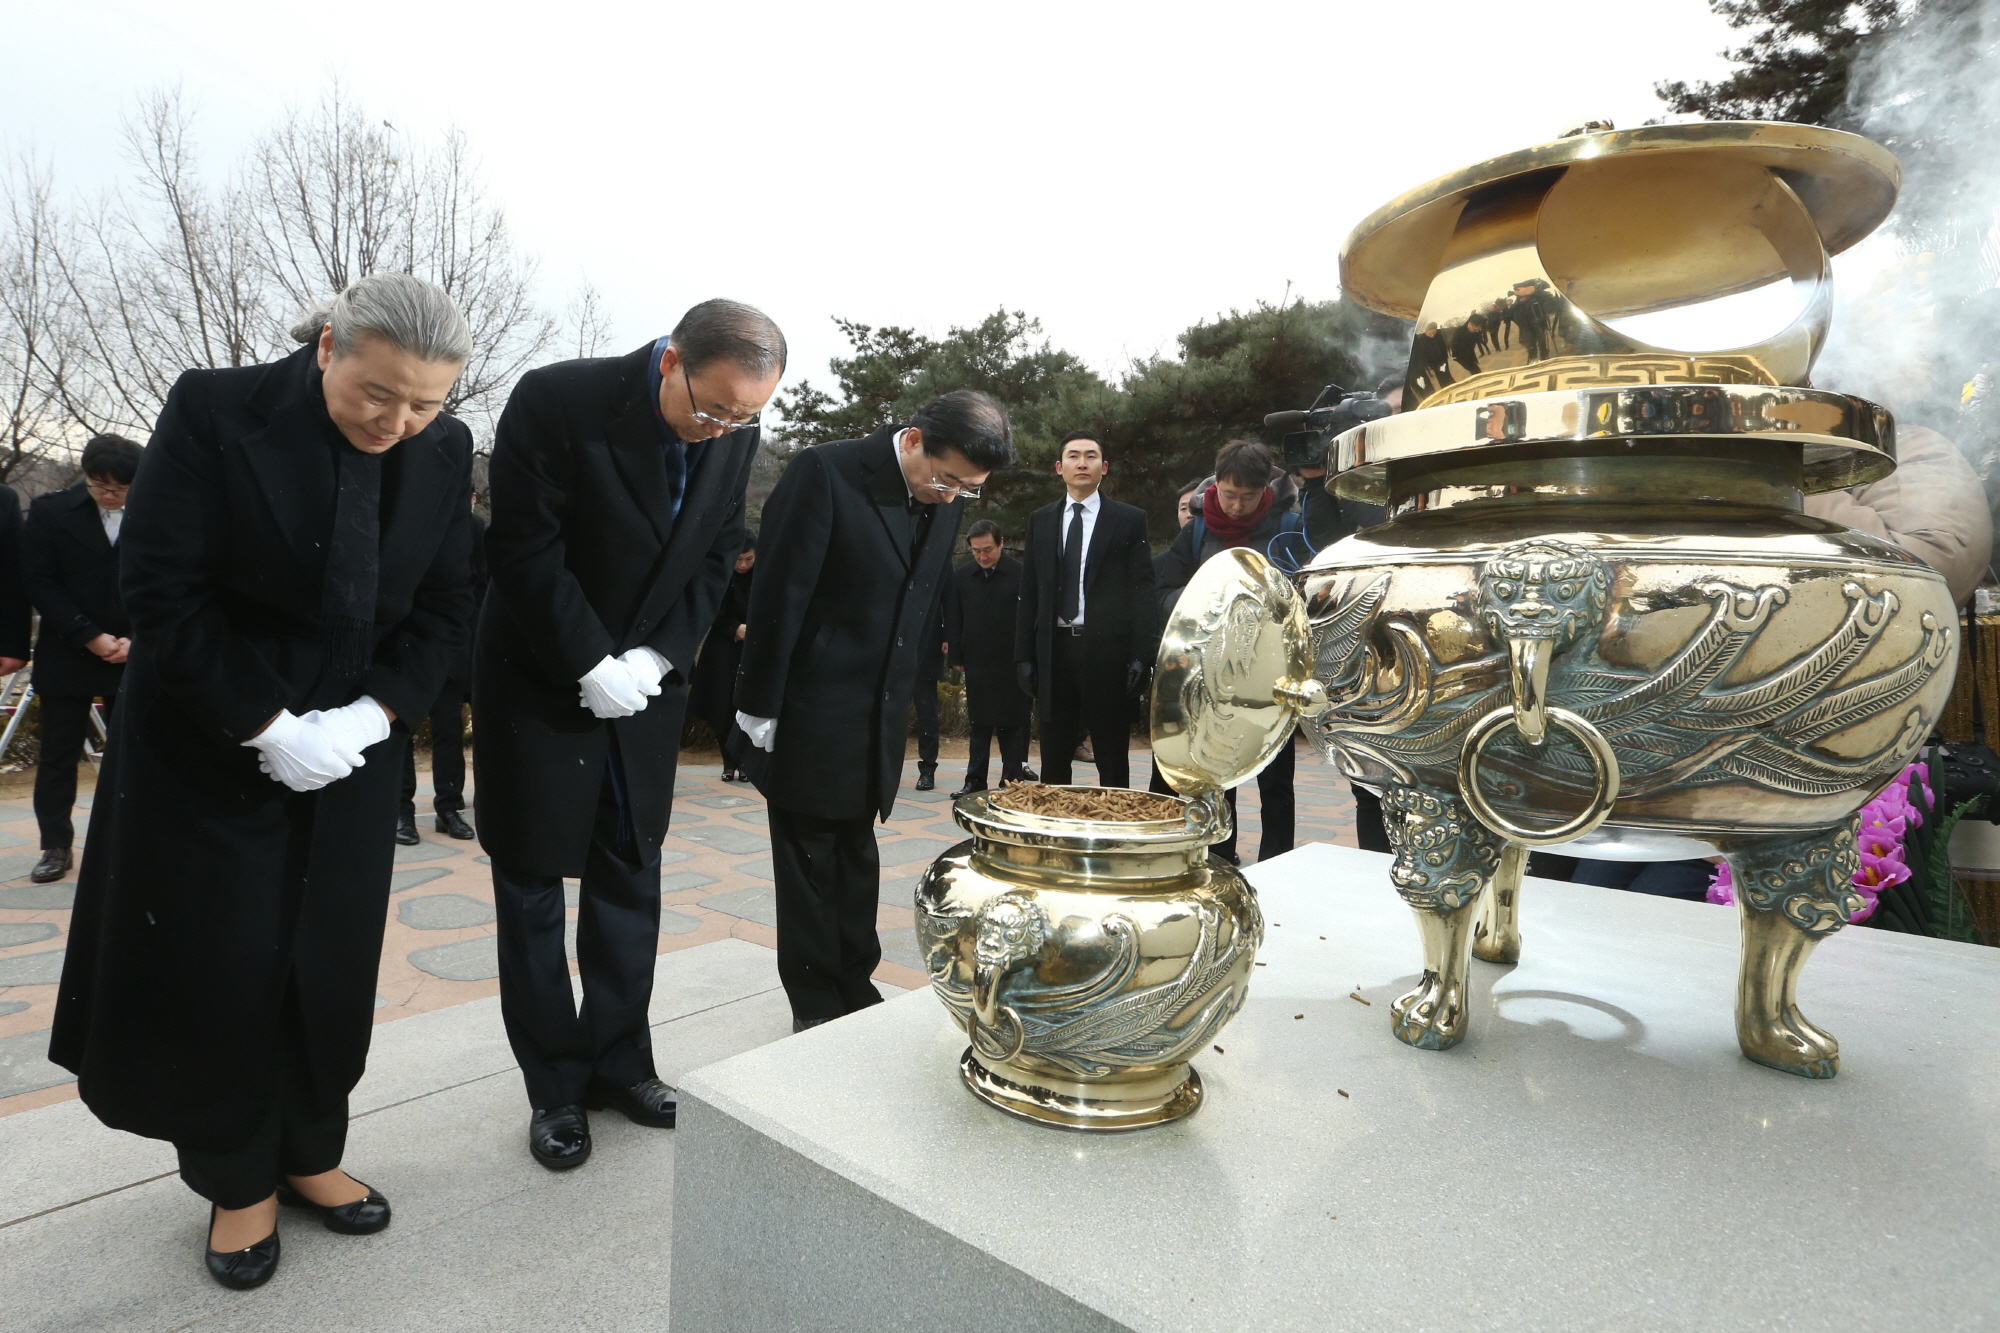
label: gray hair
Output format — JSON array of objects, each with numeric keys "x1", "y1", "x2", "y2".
[
  {"x1": 289, "y1": 272, "x2": 473, "y2": 363},
  {"x1": 670, "y1": 298, "x2": 787, "y2": 378}
]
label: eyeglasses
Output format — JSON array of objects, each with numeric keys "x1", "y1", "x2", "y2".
[
  {"x1": 84, "y1": 479, "x2": 130, "y2": 499},
  {"x1": 925, "y1": 459, "x2": 983, "y2": 501},
  {"x1": 682, "y1": 364, "x2": 760, "y2": 434}
]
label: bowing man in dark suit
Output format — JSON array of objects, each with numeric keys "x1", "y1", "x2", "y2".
[
  {"x1": 23, "y1": 434, "x2": 142, "y2": 883},
  {"x1": 51, "y1": 274, "x2": 476, "y2": 1286},
  {"x1": 1015, "y1": 430, "x2": 1156, "y2": 788},
  {"x1": 945, "y1": 519, "x2": 1031, "y2": 796},
  {"x1": 397, "y1": 494, "x2": 485, "y2": 843},
  {"x1": 735, "y1": 391, "x2": 1013, "y2": 1030},
  {"x1": 475, "y1": 299, "x2": 784, "y2": 1170}
]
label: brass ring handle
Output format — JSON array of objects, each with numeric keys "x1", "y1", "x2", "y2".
[{"x1": 1458, "y1": 704, "x2": 1621, "y2": 846}]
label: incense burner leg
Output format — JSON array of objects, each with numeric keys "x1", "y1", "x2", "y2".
[
  {"x1": 1383, "y1": 782, "x2": 1502, "y2": 1051},
  {"x1": 1724, "y1": 823, "x2": 1861, "y2": 1079},
  {"x1": 1473, "y1": 842, "x2": 1526, "y2": 964}
]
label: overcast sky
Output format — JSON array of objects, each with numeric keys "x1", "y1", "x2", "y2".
[{"x1": 3, "y1": 0, "x2": 1743, "y2": 394}]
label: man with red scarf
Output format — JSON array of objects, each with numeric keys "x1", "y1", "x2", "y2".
[{"x1": 1153, "y1": 438, "x2": 1299, "y2": 863}]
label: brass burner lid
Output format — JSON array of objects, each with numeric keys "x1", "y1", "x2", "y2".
[
  {"x1": 1152, "y1": 548, "x2": 1325, "y2": 796},
  {"x1": 1341, "y1": 122, "x2": 1900, "y2": 321}
]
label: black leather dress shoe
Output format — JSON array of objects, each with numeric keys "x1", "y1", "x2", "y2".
[
  {"x1": 205, "y1": 1207, "x2": 281, "y2": 1290},
  {"x1": 792, "y1": 1016, "x2": 835, "y2": 1034},
  {"x1": 584, "y1": 1075, "x2": 677, "y2": 1128},
  {"x1": 915, "y1": 767, "x2": 936, "y2": 791},
  {"x1": 950, "y1": 781, "x2": 988, "y2": 799},
  {"x1": 277, "y1": 1179, "x2": 391, "y2": 1235},
  {"x1": 1020, "y1": 768, "x2": 1040, "y2": 782},
  {"x1": 29, "y1": 848, "x2": 71, "y2": 884},
  {"x1": 394, "y1": 814, "x2": 421, "y2": 846},
  {"x1": 528, "y1": 1105, "x2": 591, "y2": 1170},
  {"x1": 435, "y1": 809, "x2": 476, "y2": 840}
]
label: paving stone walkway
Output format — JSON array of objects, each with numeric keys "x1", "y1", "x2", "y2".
[{"x1": 0, "y1": 738, "x2": 1356, "y2": 1116}]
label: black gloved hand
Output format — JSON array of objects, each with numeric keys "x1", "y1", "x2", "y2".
[
  {"x1": 1016, "y1": 662, "x2": 1037, "y2": 699},
  {"x1": 1126, "y1": 660, "x2": 1149, "y2": 698}
]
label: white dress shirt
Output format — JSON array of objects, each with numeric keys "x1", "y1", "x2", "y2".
[
  {"x1": 100, "y1": 506, "x2": 123, "y2": 545},
  {"x1": 1057, "y1": 489, "x2": 1101, "y2": 627}
]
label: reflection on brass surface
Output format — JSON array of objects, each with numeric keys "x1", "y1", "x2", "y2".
[
  {"x1": 1152, "y1": 122, "x2": 1951, "y2": 1080},
  {"x1": 1472, "y1": 844, "x2": 1525, "y2": 964},
  {"x1": 916, "y1": 789, "x2": 1261, "y2": 1130},
  {"x1": 1331, "y1": 383, "x2": 1895, "y2": 503}
]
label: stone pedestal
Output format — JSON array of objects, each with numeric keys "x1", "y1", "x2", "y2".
[{"x1": 669, "y1": 842, "x2": 2000, "y2": 1332}]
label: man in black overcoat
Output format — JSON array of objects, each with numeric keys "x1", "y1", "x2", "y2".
[
  {"x1": 734, "y1": 390, "x2": 1013, "y2": 1029},
  {"x1": 0, "y1": 483, "x2": 33, "y2": 678},
  {"x1": 945, "y1": 519, "x2": 1030, "y2": 796},
  {"x1": 398, "y1": 494, "x2": 485, "y2": 842},
  {"x1": 22, "y1": 434, "x2": 142, "y2": 882},
  {"x1": 1014, "y1": 430, "x2": 1156, "y2": 789},
  {"x1": 475, "y1": 299, "x2": 784, "y2": 1170}
]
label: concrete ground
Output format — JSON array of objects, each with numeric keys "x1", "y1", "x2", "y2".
[{"x1": 0, "y1": 737, "x2": 1356, "y2": 1330}]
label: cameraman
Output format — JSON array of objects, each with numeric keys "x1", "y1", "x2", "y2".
[{"x1": 1287, "y1": 378, "x2": 1399, "y2": 550}]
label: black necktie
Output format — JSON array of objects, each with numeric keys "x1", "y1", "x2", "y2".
[
  {"x1": 907, "y1": 495, "x2": 930, "y2": 558},
  {"x1": 1058, "y1": 501, "x2": 1084, "y2": 622}
]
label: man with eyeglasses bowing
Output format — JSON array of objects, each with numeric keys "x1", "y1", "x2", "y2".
[
  {"x1": 475, "y1": 299, "x2": 784, "y2": 1170},
  {"x1": 734, "y1": 390, "x2": 1013, "y2": 1032}
]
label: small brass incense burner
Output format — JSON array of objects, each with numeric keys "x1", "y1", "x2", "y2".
[{"x1": 1153, "y1": 122, "x2": 1954, "y2": 1078}]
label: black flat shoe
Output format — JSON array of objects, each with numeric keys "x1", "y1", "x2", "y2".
[
  {"x1": 950, "y1": 781, "x2": 988, "y2": 799},
  {"x1": 28, "y1": 848, "x2": 71, "y2": 884},
  {"x1": 792, "y1": 1016, "x2": 835, "y2": 1034},
  {"x1": 435, "y1": 809, "x2": 476, "y2": 840},
  {"x1": 394, "y1": 814, "x2": 421, "y2": 846},
  {"x1": 205, "y1": 1206, "x2": 280, "y2": 1290},
  {"x1": 276, "y1": 1179, "x2": 391, "y2": 1235},
  {"x1": 528, "y1": 1105, "x2": 591, "y2": 1170},
  {"x1": 584, "y1": 1075, "x2": 677, "y2": 1129}
]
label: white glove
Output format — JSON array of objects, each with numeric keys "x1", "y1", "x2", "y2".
[
  {"x1": 579, "y1": 655, "x2": 650, "y2": 718},
  {"x1": 243, "y1": 710, "x2": 355, "y2": 792},
  {"x1": 736, "y1": 712, "x2": 778, "y2": 753},
  {"x1": 618, "y1": 647, "x2": 669, "y2": 695},
  {"x1": 307, "y1": 696, "x2": 392, "y2": 762}
]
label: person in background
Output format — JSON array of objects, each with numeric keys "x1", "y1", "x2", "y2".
[
  {"x1": 1015, "y1": 430, "x2": 1155, "y2": 789},
  {"x1": 735, "y1": 391, "x2": 1010, "y2": 1032},
  {"x1": 946, "y1": 520, "x2": 1031, "y2": 796},
  {"x1": 23, "y1": 434, "x2": 142, "y2": 884},
  {"x1": 51, "y1": 273, "x2": 477, "y2": 1290},
  {"x1": 397, "y1": 488, "x2": 485, "y2": 843},
  {"x1": 1174, "y1": 477, "x2": 1203, "y2": 528},
  {"x1": 690, "y1": 530, "x2": 756, "y2": 782},
  {"x1": 1153, "y1": 439, "x2": 1298, "y2": 864},
  {"x1": 0, "y1": 480, "x2": 30, "y2": 683},
  {"x1": 910, "y1": 581, "x2": 946, "y2": 790},
  {"x1": 476, "y1": 299, "x2": 783, "y2": 1171}
]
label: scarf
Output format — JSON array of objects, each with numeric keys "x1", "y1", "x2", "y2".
[
  {"x1": 1201, "y1": 484, "x2": 1273, "y2": 548},
  {"x1": 320, "y1": 432, "x2": 384, "y2": 684}
]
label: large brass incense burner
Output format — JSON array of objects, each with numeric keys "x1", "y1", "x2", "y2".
[{"x1": 1153, "y1": 122, "x2": 1956, "y2": 1078}]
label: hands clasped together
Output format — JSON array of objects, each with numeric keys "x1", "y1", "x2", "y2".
[
  {"x1": 243, "y1": 697, "x2": 392, "y2": 792},
  {"x1": 578, "y1": 648, "x2": 670, "y2": 719}
]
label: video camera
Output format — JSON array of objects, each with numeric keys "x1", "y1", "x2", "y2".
[{"x1": 1265, "y1": 383, "x2": 1393, "y2": 472}]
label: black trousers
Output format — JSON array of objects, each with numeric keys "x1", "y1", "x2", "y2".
[
  {"x1": 965, "y1": 723, "x2": 1028, "y2": 787},
  {"x1": 399, "y1": 681, "x2": 467, "y2": 818},
  {"x1": 911, "y1": 680, "x2": 939, "y2": 769},
  {"x1": 491, "y1": 765, "x2": 662, "y2": 1112},
  {"x1": 767, "y1": 802, "x2": 884, "y2": 1023},
  {"x1": 1216, "y1": 737, "x2": 1297, "y2": 865},
  {"x1": 1040, "y1": 631, "x2": 1129, "y2": 788},
  {"x1": 177, "y1": 980, "x2": 346, "y2": 1209},
  {"x1": 34, "y1": 690, "x2": 115, "y2": 850}
]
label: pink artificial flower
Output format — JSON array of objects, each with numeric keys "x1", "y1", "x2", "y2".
[
  {"x1": 1854, "y1": 848, "x2": 1912, "y2": 891},
  {"x1": 1851, "y1": 888, "x2": 1880, "y2": 924},
  {"x1": 1857, "y1": 823, "x2": 1905, "y2": 859}
]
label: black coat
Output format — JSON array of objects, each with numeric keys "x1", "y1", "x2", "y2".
[
  {"x1": 473, "y1": 342, "x2": 755, "y2": 876},
  {"x1": 735, "y1": 427, "x2": 966, "y2": 821},
  {"x1": 688, "y1": 566, "x2": 752, "y2": 736},
  {"x1": 1014, "y1": 495, "x2": 1156, "y2": 724},
  {"x1": 0, "y1": 484, "x2": 33, "y2": 663},
  {"x1": 23, "y1": 484, "x2": 128, "y2": 697},
  {"x1": 1154, "y1": 502, "x2": 1299, "y2": 612},
  {"x1": 50, "y1": 342, "x2": 475, "y2": 1148},
  {"x1": 946, "y1": 554, "x2": 1029, "y2": 727},
  {"x1": 451, "y1": 511, "x2": 488, "y2": 688}
]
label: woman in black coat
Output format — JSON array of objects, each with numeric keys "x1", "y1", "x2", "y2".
[
  {"x1": 50, "y1": 274, "x2": 476, "y2": 1290},
  {"x1": 689, "y1": 530, "x2": 755, "y2": 780}
]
